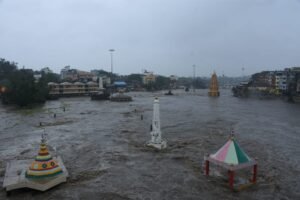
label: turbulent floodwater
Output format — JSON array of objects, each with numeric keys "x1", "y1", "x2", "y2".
[{"x1": 0, "y1": 89, "x2": 300, "y2": 200}]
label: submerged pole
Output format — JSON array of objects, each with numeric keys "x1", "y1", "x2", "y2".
[
  {"x1": 205, "y1": 160, "x2": 210, "y2": 175},
  {"x1": 252, "y1": 164, "x2": 257, "y2": 183},
  {"x1": 229, "y1": 170, "x2": 234, "y2": 190}
]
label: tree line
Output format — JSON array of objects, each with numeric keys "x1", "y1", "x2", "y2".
[
  {"x1": 0, "y1": 58, "x2": 59, "y2": 107},
  {"x1": 0, "y1": 58, "x2": 209, "y2": 106}
]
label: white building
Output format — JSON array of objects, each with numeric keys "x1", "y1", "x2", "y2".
[
  {"x1": 41, "y1": 67, "x2": 53, "y2": 74},
  {"x1": 143, "y1": 71, "x2": 156, "y2": 84},
  {"x1": 275, "y1": 71, "x2": 287, "y2": 91}
]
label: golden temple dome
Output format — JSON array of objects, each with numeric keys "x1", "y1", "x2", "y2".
[{"x1": 208, "y1": 72, "x2": 220, "y2": 97}]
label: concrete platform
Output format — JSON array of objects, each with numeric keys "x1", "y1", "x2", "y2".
[
  {"x1": 3, "y1": 156, "x2": 68, "y2": 192},
  {"x1": 146, "y1": 140, "x2": 167, "y2": 150}
]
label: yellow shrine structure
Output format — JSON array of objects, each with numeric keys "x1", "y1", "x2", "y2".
[
  {"x1": 208, "y1": 72, "x2": 220, "y2": 97},
  {"x1": 3, "y1": 134, "x2": 68, "y2": 193},
  {"x1": 26, "y1": 136, "x2": 63, "y2": 178}
]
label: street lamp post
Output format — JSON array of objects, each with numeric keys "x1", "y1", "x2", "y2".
[
  {"x1": 109, "y1": 49, "x2": 115, "y2": 76},
  {"x1": 193, "y1": 64, "x2": 196, "y2": 92}
]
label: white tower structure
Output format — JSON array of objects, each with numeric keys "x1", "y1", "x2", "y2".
[
  {"x1": 98, "y1": 77, "x2": 103, "y2": 89},
  {"x1": 147, "y1": 97, "x2": 167, "y2": 149}
]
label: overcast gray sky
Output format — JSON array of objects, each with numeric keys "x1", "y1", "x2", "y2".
[{"x1": 1, "y1": 0, "x2": 300, "y2": 77}]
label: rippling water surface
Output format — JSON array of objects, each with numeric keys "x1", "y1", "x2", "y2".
[{"x1": 0, "y1": 89, "x2": 299, "y2": 199}]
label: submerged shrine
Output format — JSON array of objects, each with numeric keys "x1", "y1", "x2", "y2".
[
  {"x1": 3, "y1": 134, "x2": 68, "y2": 193},
  {"x1": 204, "y1": 135, "x2": 257, "y2": 191},
  {"x1": 26, "y1": 136, "x2": 63, "y2": 178},
  {"x1": 146, "y1": 97, "x2": 167, "y2": 150},
  {"x1": 208, "y1": 72, "x2": 220, "y2": 97}
]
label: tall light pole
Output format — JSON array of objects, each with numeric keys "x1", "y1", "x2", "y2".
[
  {"x1": 109, "y1": 49, "x2": 115, "y2": 76},
  {"x1": 242, "y1": 67, "x2": 245, "y2": 81},
  {"x1": 193, "y1": 64, "x2": 196, "y2": 92}
]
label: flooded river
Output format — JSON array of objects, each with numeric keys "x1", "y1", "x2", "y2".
[{"x1": 0, "y1": 89, "x2": 300, "y2": 200}]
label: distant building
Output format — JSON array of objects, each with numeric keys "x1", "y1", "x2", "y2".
[
  {"x1": 169, "y1": 75, "x2": 178, "y2": 81},
  {"x1": 77, "y1": 70, "x2": 93, "y2": 82},
  {"x1": 60, "y1": 66, "x2": 93, "y2": 82},
  {"x1": 113, "y1": 81, "x2": 127, "y2": 92},
  {"x1": 33, "y1": 74, "x2": 42, "y2": 82},
  {"x1": 285, "y1": 67, "x2": 300, "y2": 95},
  {"x1": 48, "y1": 81, "x2": 99, "y2": 97},
  {"x1": 41, "y1": 67, "x2": 53, "y2": 74},
  {"x1": 169, "y1": 75, "x2": 178, "y2": 88},
  {"x1": 275, "y1": 71, "x2": 287, "y2": 91},
  {"x1": 60, "y1": 66, "x2": 71, "y2": 80},
  {"x1": 143, "y1": 71, "x2": 156, "y2": 84},
  {"x1": 249, "y1": 67, "x2": 300, "y2": 96},
  {"x1": 251, "y1": 71, "x2": 273, "y2": 89}
]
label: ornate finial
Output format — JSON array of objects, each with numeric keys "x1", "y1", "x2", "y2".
[
  {"x1": 41, "y1": 130, "x2": 47, "y2": 144},
  {"x1": 230, "y1": 129, "x2": 235, "y2": 140}
]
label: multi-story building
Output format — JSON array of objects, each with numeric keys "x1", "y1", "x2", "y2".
[
  {"x1": 60, "y1": 66, "x2": 71, "y2": 80},
  {"x1": 275, "y1": 71, "x2": 287, "y2": 92},
  {"x1": 77, "y1": 70, "x2": 93, "y2": 82},
  {"x1": 143, "y1": 71, "x2": 156, "y2": 84},
  {"x1": 250, "y1": 71, "x2": 273, "y2": 89},
  {"x1": 48, "y1": 81, "x2": 99, "y2": 97},
  {"x1": 60, "y1": 66, "x2": 93, "y2": 82},
  {"x1": 285, "y1": 67, "x2": 300, "y2": 95}
]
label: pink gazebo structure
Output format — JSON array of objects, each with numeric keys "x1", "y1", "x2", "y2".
[{"x1": 204, "y1": 135, "x2": 257, "y2": 190}]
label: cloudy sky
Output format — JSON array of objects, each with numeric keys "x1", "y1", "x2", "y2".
[{"x1": 1, "y1": 0, "x2": 300, "y2": 77}]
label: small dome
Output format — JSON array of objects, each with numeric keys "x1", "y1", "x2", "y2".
[
  {"x1": 60, "y1": 82, "x2": 72, "y2": 85},
  {"x1": 74, "y1": 82, "x2": 84, "y2": 85},
  {"x1": 48, "y1": 82, "x2": 58, "y2": 86},
  {"x1": 87, "y1": 81, "x2": 97, "y2": 85}
]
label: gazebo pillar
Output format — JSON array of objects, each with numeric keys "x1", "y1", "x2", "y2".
[
  {"x1": 228, "y1": 170, "x2": 234, "y2": 190},
  {"x1": 252, "y1": 164, "x2": 257, "y2": 183},
  {"x1": 205, "y1": 160, "x2": 210, "y2": 175}
]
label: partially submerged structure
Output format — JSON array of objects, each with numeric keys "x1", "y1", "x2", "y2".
[
  {"x1": 91, "y1": 77, "x2": 110, "y2": 100},
  {"x1": 204, "y1": 135, "x2": 257, "y2": 191},
  {"x1": 146, "y1": 97, "x2": 167, "y2": 150},
  {"x1": 110, "y1": 92, "x2": 132, "y2": 102},
  {"x1": 208, "y1": 72, "x2": 220, "y2": 97},
  {"x1": 3, "y1": 135, "x2": 68, "y2": 193}
]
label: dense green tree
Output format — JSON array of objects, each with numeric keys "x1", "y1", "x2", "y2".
[
  {"x1": 5, "y1": 69, "x2": 36, "y2": 106},
  {"x1": 35, "y1": 72, "x2": 60, "y2": 102},
  {"x1": 0, "y1": 58, "x2": 17, "y2": 80},
  {"x1": 143, "y1": 75, "x2": 171, "y2": 91},
  {"x1": 0, "y1": 58, "x2": 60, "y2": 106},
  {"x1": 126, "y1": 74, "x2": 143, "y2": 84},
  {"x1": 192, "y1": 78, "x2": 206, "y2": 89},
  {"x1": 154, "y1": 76, "x2": 171, "y2": 90}
]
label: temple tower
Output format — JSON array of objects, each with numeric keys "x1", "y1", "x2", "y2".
[
  {"x1": 147, "y1": 97, "x2": 167, "y2": 150},
  {"x1": 26, "y1": 134, "x2": 63, "y2": 178},
  {"x1": 3, "y1": 133, "x2": 68, "y2": 192},
  {"x1": 208, "y1": 72, "x2": 220, "y2": 97}
]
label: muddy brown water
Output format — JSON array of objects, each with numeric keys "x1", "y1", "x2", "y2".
[{"x1": 0, "y1": 89, "x2": 299, "y2": 200}]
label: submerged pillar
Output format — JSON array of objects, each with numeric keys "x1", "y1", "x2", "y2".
[
  {"x1": 146, "y1": 97, "x2": 167, "y2": 150},
  {"x1": 98, "y1": 77, "x2": 103, "y2": 89},
  {"x1": 205, "y1": 160, "x2": 210, "y2": 175},
  {"x1": 229, "y1": 170, "x2": 234, "y2": 190},
  {"x1": 252, "y1": 164, "x2": 257, "y2": 183}
]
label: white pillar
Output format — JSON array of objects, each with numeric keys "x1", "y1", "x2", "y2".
[
  {"x1": 98, "y1": 77, "x2": 103, "y2": 89},
  {"x1": 147, "y1": 97, "x2": 167, "y2": 149}
]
